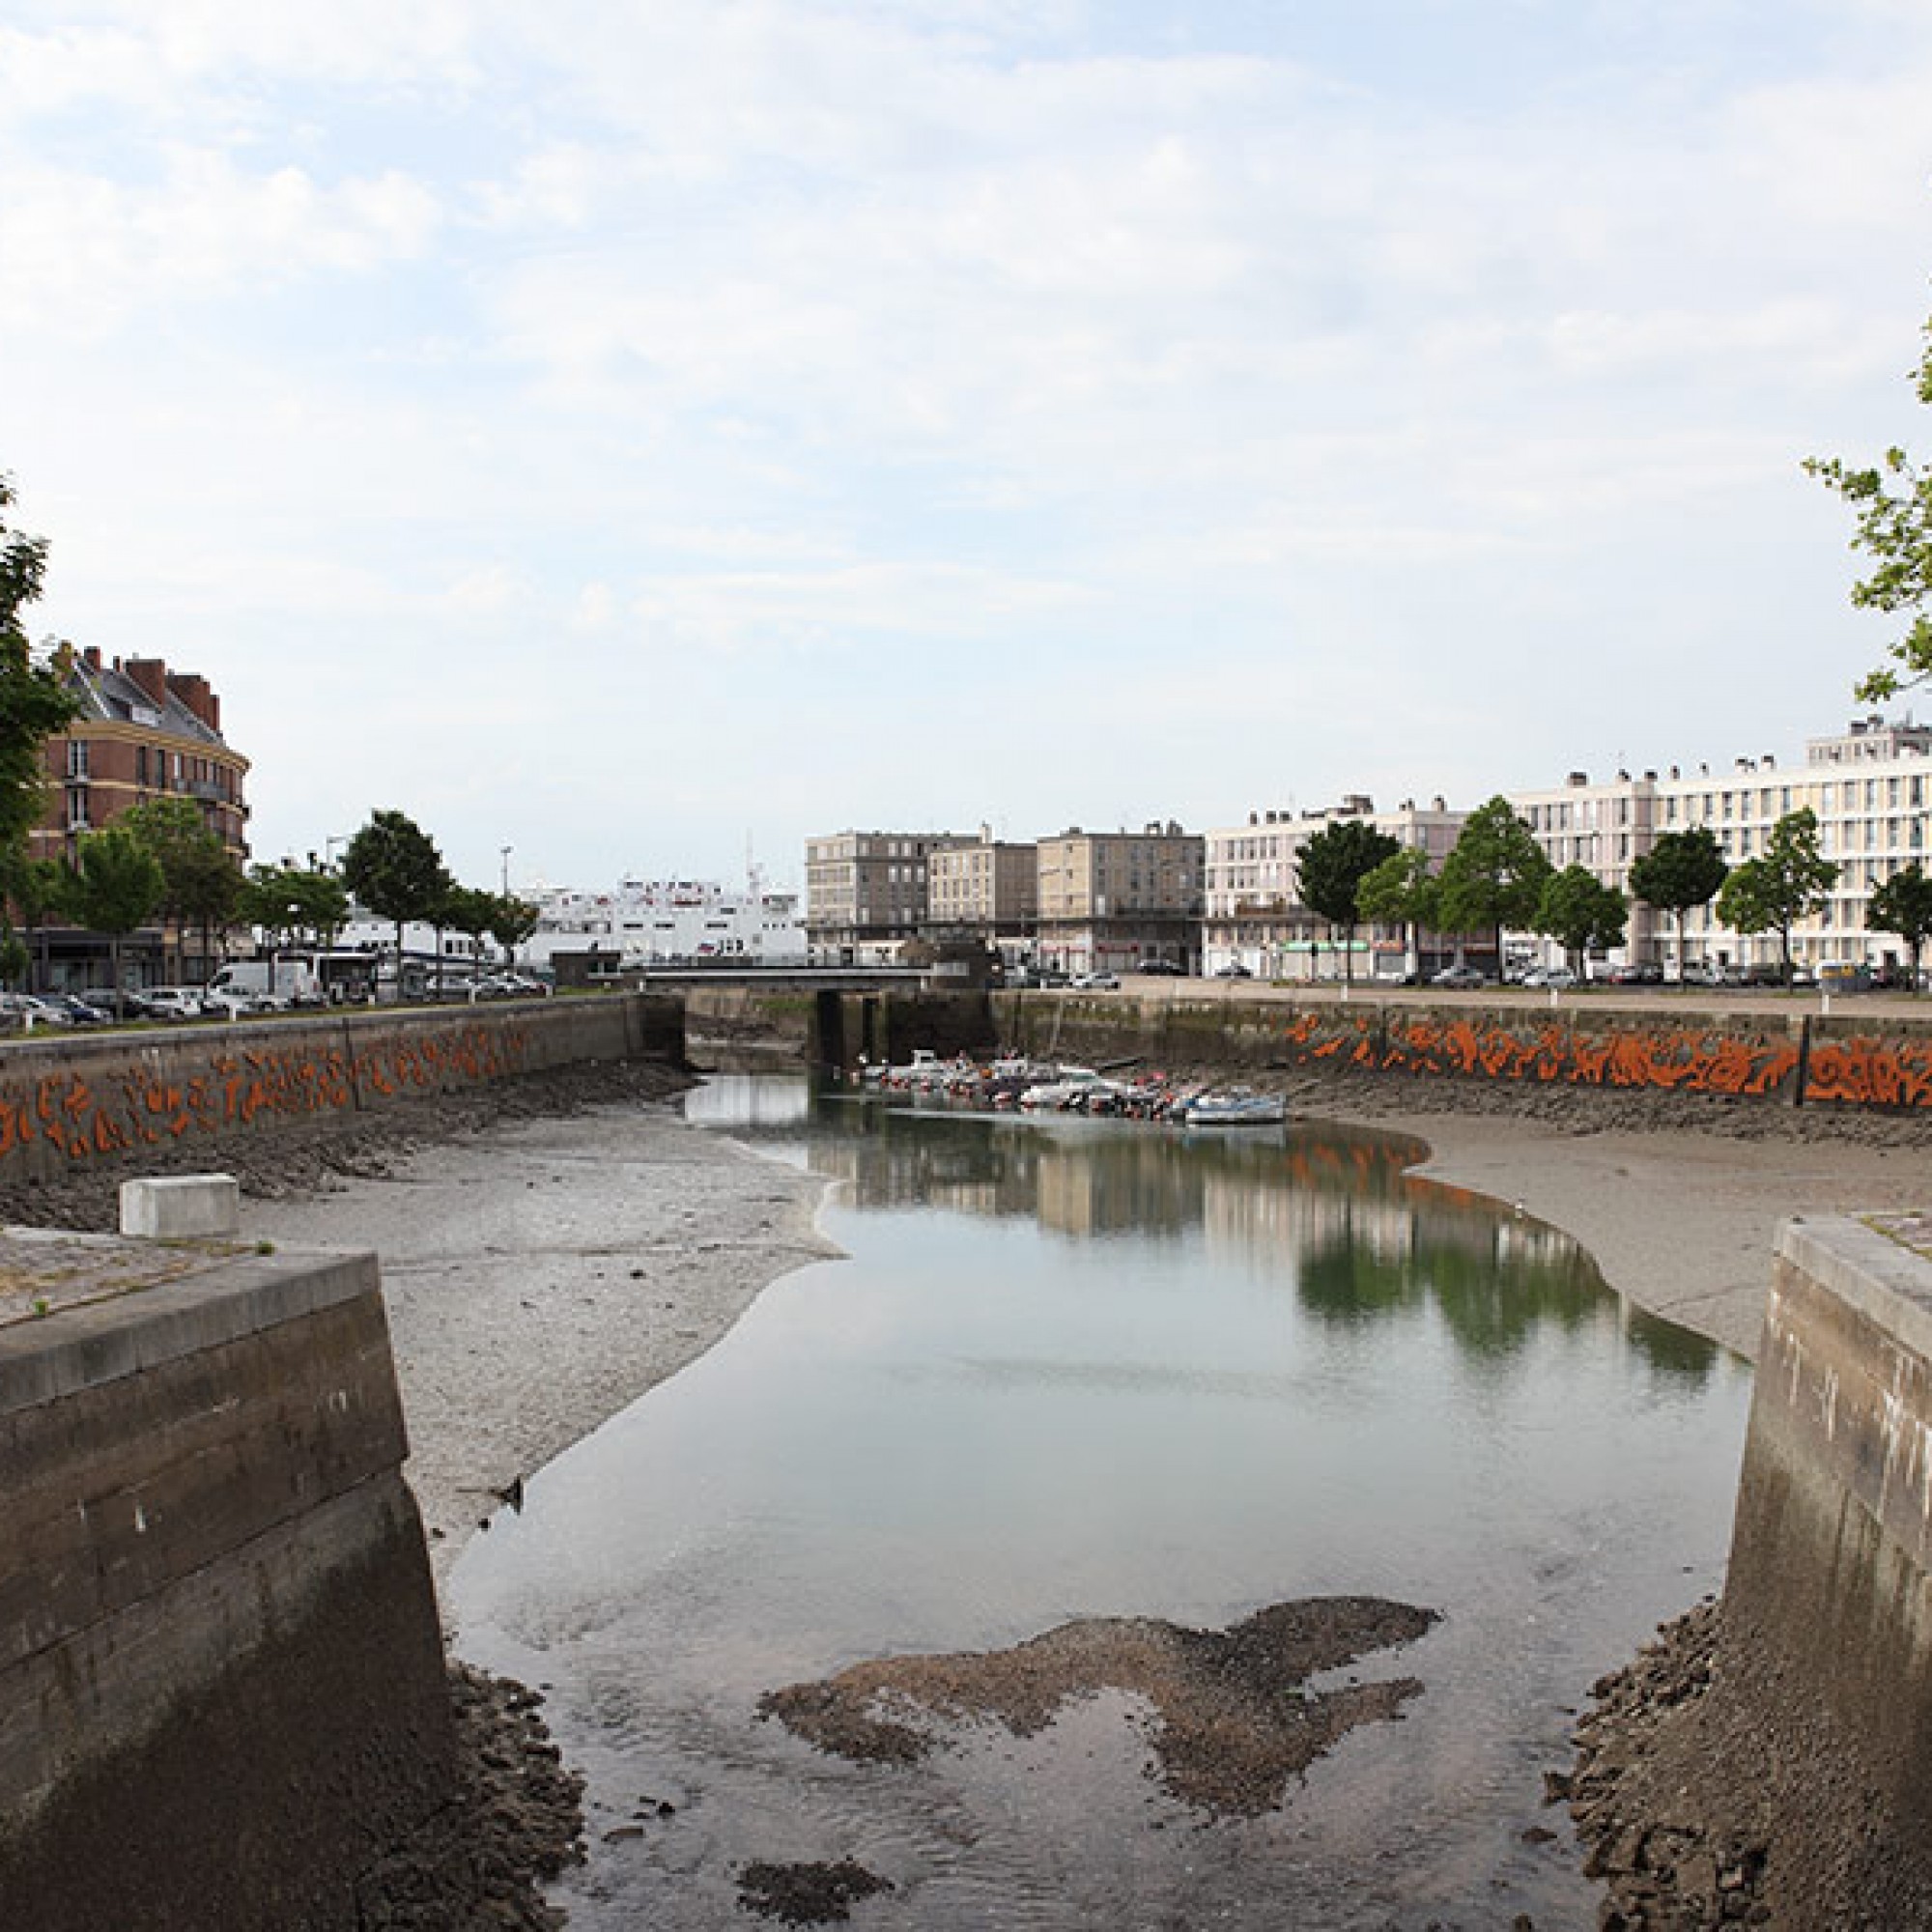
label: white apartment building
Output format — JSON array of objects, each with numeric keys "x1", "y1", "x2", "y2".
[
  {"x1": 1512, "y1": 717, "x2": 1932, "y2": 978},
  {"x1": 1202, "y1": 796, "x2": 1465, "y2": 980}
]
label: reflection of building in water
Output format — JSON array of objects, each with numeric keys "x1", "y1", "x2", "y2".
[
  {"x1": 1033, "y1": 1131, "x2": 1208, "y2": 1241},
  {"x1": 806, "y1": 1109, "x2": 1045, "y2": 1220},
  {"x1": 797, "y1": 1095, "x2": 1714, "y2": 1378},
  {"x1": 1197, "y1": 1147, "x2": 1584, "y2": 1287}
]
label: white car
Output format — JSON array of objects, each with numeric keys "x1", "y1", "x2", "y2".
[
  {"x1": 136, "y1": 986, "x2": 209, "y2": 1021},
  {"x1": 1069, "y1": 971, "x2": 1120, "y2": 990},
  {"x1": 0, "y1": 992, "x2": 71, "y2": 1029}
]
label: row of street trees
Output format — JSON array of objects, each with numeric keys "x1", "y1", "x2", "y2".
[
  {"x1": 1293, "y1": 798, "x2": 1932, "y2": 986},
  {"x1": 338, "y1": 809, "x2": 539, "y2": 982}
]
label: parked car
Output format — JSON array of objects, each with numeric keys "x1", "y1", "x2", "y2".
[
  {"x1": 1605, "y1": 962, "x2": 1663, "y2": 985},
  {"x1": 201, "y1": 987, "x2": 273, "y2": 1019},
  {"x1": 1069, "y1": 971, "x2": 1120, "y2": 990},
  {"x1": 1213, "y1": 963, "x2": 1253, "y2": 979},
  {"x1": 1520, "y1": 966, "x2": 1577, "y2": 990},
  {"x1": 0, "y1": 992, "x2": 71, "y2": 1029},
  {"x1": 469, "y1": 973, "x2": 551, "y2": 1000},
  {"x1": 1431, "y1": 964, "x2": 1488, "y2": 989},
  {"x1": 132, "y1": 985, "x2": 210, "y2": 1022},
  {"x1": 40, "y1": 992, "x2": 111, "y2": 1025},
  {"x1": 1136, "y1": 960, "x2": 1186, "y2": 978}
]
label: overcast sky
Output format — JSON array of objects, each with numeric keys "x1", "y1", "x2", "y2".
[{"x1": 7, "y1": 2, "x2": 1932, "y2": 895}]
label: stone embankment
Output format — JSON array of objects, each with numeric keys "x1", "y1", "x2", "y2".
[{"x1": 0, "y1": 1009, "x2": 693, "y2": 1931}]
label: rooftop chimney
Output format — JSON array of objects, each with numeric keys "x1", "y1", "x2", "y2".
[{"x1": 123, "y1": 657, "x2": 169, "y2": 712}]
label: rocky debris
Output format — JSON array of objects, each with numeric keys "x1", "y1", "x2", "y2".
[
  {"x1": 1562, "y1": 1594, "x2": 1932, "y2": 1931},
  {"x1": 1562, "y1": 1600, "x2": 1774, "y2": 1931},
  {"x1": 735, "y1": 1859, "x2": 895, "y2": 1924},
  {"x1": 760, "y1": 1596, "x2": 1438, "y2": 1820},
  {"x1": 355, "y1": 1663, "x2": 584, "y2": 1930}
]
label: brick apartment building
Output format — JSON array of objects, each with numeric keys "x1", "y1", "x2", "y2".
[{"x1": 33, "y1": 645, "x2": 249, "y2": 865}]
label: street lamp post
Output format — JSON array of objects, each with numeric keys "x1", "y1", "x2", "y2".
[{"x1": 500, "y1": 845, "x2": 512, "y2": 896}]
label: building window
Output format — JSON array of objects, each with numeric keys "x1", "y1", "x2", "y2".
[{"x1": 66, "y1": 739, "x2": 89, "y2": 779}]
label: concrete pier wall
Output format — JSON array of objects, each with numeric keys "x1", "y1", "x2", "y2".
[
  {"x1": 1719, "y1": 1216, "x2": 1932, "y2": 1909},
  {"x1": 0, "y1": 991, "x2": 683, "y2": 1180},
  {"x1": 0, "y1": 1235, "x2": 454, "y2": 1928},
  {"x1": 980, "y1": 991, "x2": 1867, "y2": 1103},
  {"x1": 911, "y1": 988, "x2": 1932, "y2": 1112}
]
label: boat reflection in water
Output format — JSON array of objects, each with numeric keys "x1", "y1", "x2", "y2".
[{"x1": 459, "y1": 1076, "x2": 1747, "y2": 1931}]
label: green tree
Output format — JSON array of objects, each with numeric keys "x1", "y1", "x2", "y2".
[
  {"x1": 1715, "y1": 807, "x2": 1839, "y2": 985},
  {"x1": 438, "y1": 883, "x2": 499, "y2": 982},
  {"x1": 1628, "y1": 826, "x2": 1729, "y2": 981},
  {"x1": 243, "y1": 864, "x2": 351, "y2": 950},
  {"x1": 1435, "y1": 797, "x2": 1554, "y2": 971},
  {"x1": 340, "y1": 810, "x2": 448, "y2": 997},
  {"x1": 1535, "y1": 865, "x2": 1628, "y2": 977},
  {"x1": 121, "y1": 796, "x2": 243, "y2": 980},
  {"x1": 487, "y1": 893, "x2": 541, "y2": 966},
  {"x1": 0, "y1": 476, "x2": 83, "y2": 983},
  {"x1": 1296, "y1": 819, "x2": 1400, "y2": 985},
  {"x1": 1356, "y1": 846, "x2": 1439, "y2": 980},
  {"x1": 1, "y1": 852, "x2": 71, "y2": 992},
  {"x1": 0, "y1": 476, "x2": 81, "y2": 856},
  {"x1": 1805, "y1": 316, "x2": 1932, "y2": 700},
  {"x1": 65, "y1": 826, "x2": 164, "y2": 1001},
  {"x1": 1867, "y1": 862, "x2": 1932, "y2": 985}
]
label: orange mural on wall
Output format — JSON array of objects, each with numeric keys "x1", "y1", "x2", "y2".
[
  {"x1": 1271, "y1": 1008, "x2": 1816, "y2": 1102},
  {"x1": 1802, "y1": 1035, "x2": 1932, "y2": 1109},
  {"x1": 0, "y1": 1021, "x2": 533, "y2": 1170}
]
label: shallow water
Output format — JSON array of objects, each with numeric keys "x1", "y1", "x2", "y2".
[{"x1": 452, "y1": 1077, "x2": 1752, "y2": 1929}]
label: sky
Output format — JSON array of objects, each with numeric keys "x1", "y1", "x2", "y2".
[{"x1": 7, "y1": 1, "x2": 1932, "y2": 895}]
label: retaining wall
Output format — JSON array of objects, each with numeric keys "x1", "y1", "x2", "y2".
[
  {"x1": 960, "y1": 991, "x2": 1932, "y2": 1110},
  {"x1": 1718, "y1": 1217, "x2": 1932, "y2": 1913},
  {"x1": 0, "y1": 1235, "x2": 454, "y2": 1928},
  {"x1": 0, "y1": 992, "x2": 683, "y2": 1180}
]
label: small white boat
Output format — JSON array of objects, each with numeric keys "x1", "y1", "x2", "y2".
[
  {"x1": 1181, "y1": 1090, "x2": 1288, "y2": 1127},
  {"x1": 1018, "y1": 1066, "x2": 1124, "y2": 1110}
]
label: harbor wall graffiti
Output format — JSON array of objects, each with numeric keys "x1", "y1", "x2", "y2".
[
  {"x1": 975, "y1": 991, "x2": 1932, "y2": 1113},
  {"x1": 0, "y1": 993, "x2": 683, "y2": 1180}
]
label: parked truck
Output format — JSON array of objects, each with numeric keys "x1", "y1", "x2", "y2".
[{"x1": 205, "y1": 957, "x2": 325, "y2": 1009}]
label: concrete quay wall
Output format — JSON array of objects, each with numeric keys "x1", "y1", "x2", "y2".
[
  {"x1": 0, "y1": 1237, "x2": 454, "y2": 1929},
  {"x1": 969, "y1": 990, "x2": 1932, "y2": 1110},
  {"x1": 1718, "y1": 1217, "x2": 1932, "y2": 1913},
  {"x1": 0, "y1": 991, "x2": 684, "y2": 1180}
]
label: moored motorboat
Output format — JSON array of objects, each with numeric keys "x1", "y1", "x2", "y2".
[{"x1": 1180, "y1": 1090, "x2": 1289, "y2": 1127}]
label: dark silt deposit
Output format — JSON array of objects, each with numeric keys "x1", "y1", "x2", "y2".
[{"x1": 759, "y1": 1597, "x2": 1437, "y2": 1819}]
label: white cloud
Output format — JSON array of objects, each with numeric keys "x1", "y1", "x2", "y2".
[{"x1": 7, "y1": 2, "x2": 1932, "y2": 883}]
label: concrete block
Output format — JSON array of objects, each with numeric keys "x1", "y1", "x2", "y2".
[{"x1": 119, "y1": 1175, "x2": 241, "y2": 1240}]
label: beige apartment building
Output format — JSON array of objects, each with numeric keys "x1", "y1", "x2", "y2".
[
  {"x1": 1034, "y1": 824, "x2": 1203, "y2": 975},
  {"x1": 804, "y1": 829, "x2": 960, "y2": 963},
  {"x1": 925, "y1": 831, "x2": 1037, "y2": 953},
  {"x1": 1202, "y1": 796, "x2": 1464, "y2": 980}
]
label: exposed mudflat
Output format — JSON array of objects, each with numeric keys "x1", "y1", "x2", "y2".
[{"x1": 760, "y1": 1596, "x2": 1438, "y2": 1821}]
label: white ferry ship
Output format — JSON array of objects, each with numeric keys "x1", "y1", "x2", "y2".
[{"x1": 524, "y1": 875, "x2": 807, "y2": 973}]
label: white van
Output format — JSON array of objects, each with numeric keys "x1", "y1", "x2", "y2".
[{"x1": 206, "y1": 958, "x2": 324, "y2": 1009}]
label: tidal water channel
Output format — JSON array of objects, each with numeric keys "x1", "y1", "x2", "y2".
[{"x1": 452, "y1": 1077, "x2": 1754, "y2": 1930}]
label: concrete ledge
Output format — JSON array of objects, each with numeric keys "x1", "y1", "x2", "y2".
[
  {"x1": 1719, "y1": 1214, "x2": 1932, "y2": 1895},
  {"x1": 120, "y1": 1173, "x2": 240, "y2": 1238},
  {"x1": 0, "y1": 1239, "x2": 379, "y2": 1415}
]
